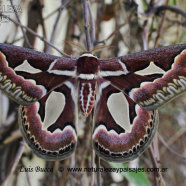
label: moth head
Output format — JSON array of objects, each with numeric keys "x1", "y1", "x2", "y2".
[{"x1": 77, "y1": 53, "x2": 99, "y2": 74}]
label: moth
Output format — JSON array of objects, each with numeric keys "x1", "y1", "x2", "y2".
[{"x1": 0, "y1": 43, "x2": 185, "y2": 162}]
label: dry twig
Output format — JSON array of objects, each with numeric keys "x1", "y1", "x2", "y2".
[{"x1": 0, "y1": 13, "x2": 72, "y2": 58}]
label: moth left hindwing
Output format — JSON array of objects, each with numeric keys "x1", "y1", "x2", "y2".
[{"x1": 18, "y1": 81, "x2": 78, "y2": 160}]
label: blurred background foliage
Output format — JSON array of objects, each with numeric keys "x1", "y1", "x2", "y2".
[{"x1": 0, "y1": 0, "x2": 185, "y2": 186}]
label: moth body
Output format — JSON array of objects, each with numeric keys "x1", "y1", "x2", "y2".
[{"x1": 77, "y1": 54, "x2": 98, "y2": 116}]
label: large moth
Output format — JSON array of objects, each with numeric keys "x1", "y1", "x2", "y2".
[{"x1": 0, "y1": 43, "x2": 185, "y2": 162}]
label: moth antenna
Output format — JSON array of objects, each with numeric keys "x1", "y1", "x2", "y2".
[
  {"x1": 64, "y1": 41, "x2": 87, "y2": 53},
  {"x1": 90, "y1": 45, "x2": 115, "y2": 54}
]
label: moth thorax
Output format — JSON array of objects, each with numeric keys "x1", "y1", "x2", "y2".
[
  {"x1": 77, "y1": 54, "x2": 99, "y2": 74},
  {"x1": 79, "y1": 80, "x2": 96, "y2": 117}
]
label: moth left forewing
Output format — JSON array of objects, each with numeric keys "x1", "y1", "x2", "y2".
[
  {"x1": 99, "y1": 45, "x2": 186, "y2": 110},
  {"x1": 93, "y1": 81, "x2": 158, "y2": 162},
  {"x1": 18, "y1": 80, "x2": 78, "y2": 160},
  {"x1": 0, "y1": 44, "x2": 76, "y2": 105}
]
